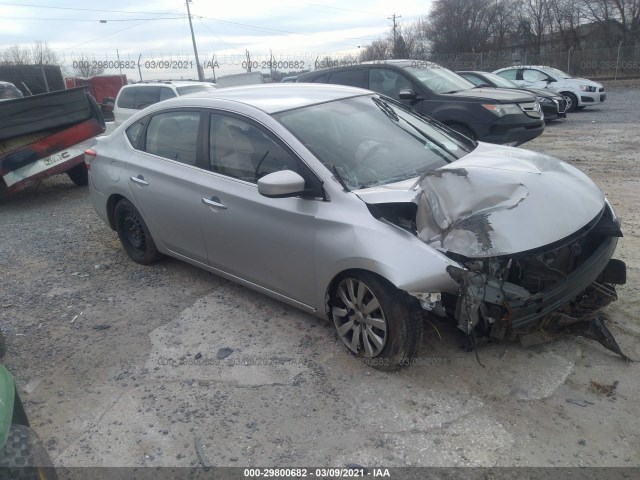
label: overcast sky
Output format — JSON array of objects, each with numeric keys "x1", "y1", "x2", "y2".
[{"x1": 0, "y1": 0, "x2": 432, "y2": 60}]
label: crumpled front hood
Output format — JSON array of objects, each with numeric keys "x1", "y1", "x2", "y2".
[{"x1": 356, "y1": 142, "x2": 605, "y2": 258}]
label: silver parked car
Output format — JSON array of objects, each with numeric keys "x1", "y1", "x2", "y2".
[{"x1": 86, "y1": 84, "x2": 627, "y2": 369}]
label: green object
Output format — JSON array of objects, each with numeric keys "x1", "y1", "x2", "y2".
[{"x1": 0, "y1": 363, "x2": 16, "y2": 449}]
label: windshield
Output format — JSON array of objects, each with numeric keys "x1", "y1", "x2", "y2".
[
  {"x1": 482, "y1": 72, "x2": 517, "y2": 88},
  {"x1": 542, "y1": 67, "x2": 571, "y2": 79},
  {"x1": 404, "y1": 66, "x2": 475, "y2": 94},
  {"x1": 177, "y1": 84, "x2": 219, "y2": 95},
  {"x1": 274, "y1": 95, "x2": 471, "y2": 190}
]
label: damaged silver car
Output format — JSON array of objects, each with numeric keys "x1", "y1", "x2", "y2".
[{"x1": 87, "y1": 84, "x2": 627, "y2": 370}]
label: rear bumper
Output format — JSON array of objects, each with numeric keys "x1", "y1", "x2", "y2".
[{"x1": 0, "y1": 117, "x2": 104, "y2": 195}]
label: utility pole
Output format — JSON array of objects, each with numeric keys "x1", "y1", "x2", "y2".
[
  {"x1": 388, "y1": 13, "x2": 401, "y2": 58},
  {"x1": 186, "y1": 0, "x2": 204, "y2": 81}
]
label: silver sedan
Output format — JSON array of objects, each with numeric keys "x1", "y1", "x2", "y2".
[{"x1": 86, "y1": 84, "x2": 627, "y2": 369}]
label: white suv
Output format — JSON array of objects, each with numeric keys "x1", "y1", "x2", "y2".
[
  {"x1": 492, "y1": 66, "x2": 605, "y2": 112},
  {"x1": 113, "y1": 81, "x2": 219, "y2": 125}
]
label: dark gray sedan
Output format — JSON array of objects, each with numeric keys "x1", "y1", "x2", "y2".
[{"x1": 86, "y1": 84, "x2": 627, "y2": 369}]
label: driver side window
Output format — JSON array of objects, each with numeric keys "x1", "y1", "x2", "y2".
[
  {"x1": 368, "y1": 69, "x2": 413, "y2": 100},
  {"x1": 208, "y1": 114, "x2": 321, "y2": 196},
  {"x1": 523, "y1": 69, "x2": 548, "y2": 82}
]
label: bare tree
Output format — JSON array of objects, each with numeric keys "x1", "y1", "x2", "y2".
[
  {"x1": 516, "y1": 0, "x2": 553, "y2": 54},
  {"x1": 31, "y1": 41, "x2": 58, "y2": 64},
  {"x1": 359, "y1": 38, "x2": 392, "y2": 61},
  {"x1": 72, "y1": 55, "x2": 106, "y2": 78},
  {"x1": 424, "y1": 0, "x2": 515, "y2": 54},
  {"x1": 3, "y1": 44, "x2": 32, "y2": 64},
  {"x1": 583, "y1": 0, "x2": 640, "y2": 45},
  {"x1": 549, "y1": 0, "x2": 582, "y2": 49}
]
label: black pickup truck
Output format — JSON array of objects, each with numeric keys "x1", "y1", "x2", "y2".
[
  {"x1": 296, "y1": 60, "x2": 545, "y2": 146},
  {"x1": 0, "y1": 84, "x2": 105, "y2": 197}
]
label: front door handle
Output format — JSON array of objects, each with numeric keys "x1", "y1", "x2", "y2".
[
  {"x1": 202, "y1": 196, "x2": 227, "y2": 210},
  {"x1": 130, "y1": 175, "x2": 149, "y2": 186}
]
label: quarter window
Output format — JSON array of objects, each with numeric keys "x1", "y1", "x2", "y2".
[
  {"x1": 143, "y1": 111, "x2": 200, "y2": 166},
  {"x1": 125, "y1": 119, "x2": 146, "y2": 147}
]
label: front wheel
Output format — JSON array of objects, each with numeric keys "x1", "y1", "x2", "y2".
[
  {"x1": 330, "y1": 272, "x2": 423, "y2": 370},
  {"x1": 562, "y1": 92, "x2": 579, "y2": 112},
  {"x1": 114, "y1": 199, "x2": 162, "y2": 264}
]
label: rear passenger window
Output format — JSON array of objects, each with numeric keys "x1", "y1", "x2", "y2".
[
  {"x1": 328, "y1": 69, "x2": 365, "y2": 88},
  {"x1": 143, "y1": 111, "x2": 200, "y2": 166}
]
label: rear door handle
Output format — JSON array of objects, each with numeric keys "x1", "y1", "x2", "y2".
[
  {"x1": 130, "y1": 175, "x2": 149, "y2": 186},
  {"x1": 202, "y1": 196, "x2": 227, "y2": 210}
]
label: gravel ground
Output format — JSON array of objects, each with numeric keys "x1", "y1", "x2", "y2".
[{"x1": 1, "y1": 83, "x2": 639, "y2": 472}]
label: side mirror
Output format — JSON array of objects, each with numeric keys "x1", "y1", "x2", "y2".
[
  {"x1": 398, "y1": 89, "x2": 418, "y2": 100},
  {"x1": 258, "y1": 170, "x2": 306, "y2": 198}
]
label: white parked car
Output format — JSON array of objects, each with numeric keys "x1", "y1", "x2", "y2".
[
  {"x1": 113, "y1": 81, "x2": 219, "y2": 125},
  {"x1": 492, "y1": 66, "x2": 605, "y2": 112}
]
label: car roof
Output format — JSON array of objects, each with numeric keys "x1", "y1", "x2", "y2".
[
  {"x1": 123, "y1": 81, "x2": 212, "y2": 88},
  {"x1": 495, "y1": 65, "x2": 555, "y2": 71},
  {"x1": 159, "y1": 83, "x2": 372, "y2": 114}
]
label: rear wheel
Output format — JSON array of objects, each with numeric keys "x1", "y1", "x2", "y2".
[
  {"x1": 66, "y1": 163, "x2": 88, "y2": 186},
  {"x1": 114, "y1": 199, "x2": 162, "y2": 264},
  {"x1": 330, "y1": 272, "x2": 423, "y2": 370},
  {"x1": 562, "y1": 92, "x2": 578, "y2": 112}
]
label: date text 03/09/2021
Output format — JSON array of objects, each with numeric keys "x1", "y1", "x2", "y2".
[{"x1": 243, "y1": 468, "x2": 391, "y2": 477}]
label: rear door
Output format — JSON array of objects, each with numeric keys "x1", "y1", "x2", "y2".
[{"x1": 125, "y1": 108, "x2": 210, "y2": 263}]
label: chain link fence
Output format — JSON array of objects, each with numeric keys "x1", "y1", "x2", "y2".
[
  {"x1": 428, "y1": 45, "x2": 640, "y2": 79},
  {"x1": 26, "y1": 45, "x2": 640, "y2": 83}
]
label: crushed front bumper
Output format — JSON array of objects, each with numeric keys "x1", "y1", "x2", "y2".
[{"x1": 447, "y1": 232, "x2": 628, "y2": 359}]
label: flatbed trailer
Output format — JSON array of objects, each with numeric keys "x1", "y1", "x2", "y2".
[{"x1": 0, "y1": 87, "x2": 105, "y2": 196}]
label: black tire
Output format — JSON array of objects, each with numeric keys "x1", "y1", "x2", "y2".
[
  {"x1": 66, "y1": 163, "x2": 88, "y2": 187},
  {"x1": 0, "y1": 424, "x2": 58, "y2": 480},
  {"x1": 562, "y1": 92, "x2": 579, "y2": 112},
  {"x1": 330, "y1": 271, "x2": 423, "y2": 371},
  {"x1": 447, "y1": 124, "x2": 476, "y2": 141},
  {"x1": 114, "y1": 199, "x2": 162, "y2": 265}
]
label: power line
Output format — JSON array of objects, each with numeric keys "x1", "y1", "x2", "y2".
[
  {"x1": 2, "y1": 16, "x2": 183, "y2": 22},
  {"x1": 0, "y1": 2, "x2": 176, "y2": 15}
]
